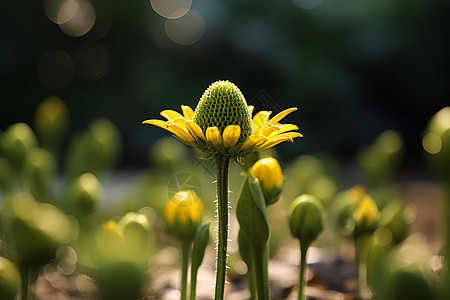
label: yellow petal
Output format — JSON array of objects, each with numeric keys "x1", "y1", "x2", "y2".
[
  {"x1": 254, "y1": 122, "x2": 271, "y2": 135},
  {"x1": 181, "y1": 105, "x2": 194, "y2": 120},
  {"x1": 240, "y1": 134, "x2": 267, "y2": 151},
  {"x1": 142, "y1": 119, "x2": 168, "y2": 129},
  {"x1": 206, "y1": 127, "x2": 222, "y2": 147},
  {"x1": 257, "y1": 135, "x2": 293, "y2": 150},
  {"x1": 161, "y1": 110, "x2": 184, "y2": 122},
  {"x1": 248, "y1": 105, "x2": 254, "y2": 117},
  {"x1": 269, "y1": 107, "x2": 297, "y2": 125},
  {"x1": 167, "y1": 122, "x2": 195, "y2": 142},
  {"x1": 280, "y1": 132, "x2": 303, "y2": 139},
  {"x1": 173, "y1": 117, "x2": 188, "y2": 126},
  {"x1": 267, "y1": 124, "x2": 298, "y2": 136},
  {"x1": 252, "y1": 111, "x2": 272, "y2": 129},
  {"x1": 185, "y1": 120, "x2": 206, "y2": 141},
  {"x1": 261, "y1": 125, "x2": 280, "y2": 137},
  {"x1": 223, "y1": 125, "x2": 241, "y2": 148}
]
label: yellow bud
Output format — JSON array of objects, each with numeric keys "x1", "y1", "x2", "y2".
[
  {"x1": 251, "y1": 157, "x2": 283, "y2": 189},
  {"x1": 102, "y1": 220, "x2": 124, "y2": 243},
  {"x1": 354, "y1": 194, "x2": 379, "y2": 236},
  {"x1": 349, "y1": 185, "x2": 366, "y2": 204},
  {"x1": 250, "y1": 157, "x2": 283, "y2": 205},
  {"x1": 163, "y1": 190, "x2": 204, "y2": 241}
]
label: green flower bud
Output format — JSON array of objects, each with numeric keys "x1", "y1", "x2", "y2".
[
  {"x1": 88, "y1": 118, "x2": 121, "y2": 172},
  {"x1": 1, "y1": 193, "x2": 79, "y2": 268},
  {"x1": 193, "y1": 80, "x2": 252, "y2": 143},
  {"x1": 250, "y1": 157, "x2": 283, "y2": 205},
  {"x1": 0, "y1": 257, "x2": 20, "y2": 300},
  {"x1": 34, "y1": 96, "x2": 69, "y2": 152},
  {"x1": 67, "y1": 172, "x2": 103, "y2": 216},
  {"x1": 288, "y1": 194, "x2": 324, "y2": 248},
  {"x1": 25, "y1": 148, "x2": 57, "y2": 203},
  {"x1": 0, "y1": 158, "x2": 13, "y2": 193},
  {"x1": 163, "y1": 190, "x2": 204, "y2": 242},
  {"x1": 150, "y1": 137, "x2": 189, "y2": 172},
  {"x1": 380, "y1": 200, "x2": 414, "y2": 244},
  {"x1": 423, "y1": 107, "x2": 450, "y2": 181},
  {"x1": 119, "y1": 212, "x2": 151, "y2": 257},
  {"x1": 1, "y1": 123, "x2": 37, "y2": 168}
]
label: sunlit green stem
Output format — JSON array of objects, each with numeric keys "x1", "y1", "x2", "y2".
[
  {"x1": 214, "y1": 155, "x2": 230, "y2": 300},
  {"x1": 355, "y1": 234, "x2": 370, "y2": 298},
  {"x1": 251, "y1": 244, "x2": 269, "y2": 300},
  {"x1": 181, "y1": 241, "x2": 191, "y2": 300},
  {"x1": 298, "y1": 242, "x2": 308, "y2": 300}
]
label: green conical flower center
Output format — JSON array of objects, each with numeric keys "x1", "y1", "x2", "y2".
[{"x1": 193, "y1": 80, "x2": 253, "y2": 143}]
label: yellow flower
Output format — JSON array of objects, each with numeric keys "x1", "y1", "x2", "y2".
[
  {"x1": 250, "y1": 157, "x2": 283, "y2": 205},
  {"x1": 102, "y1": 220, "x2": 124, "y2": 243},
  {"x1": 142, "y1": 80, "x2": 302, "y2": 159},
  {"x1": 354, "y1": 194, "x2": 379, "y2": 235},
  {"x1": 164, "y1": 190, "x2": 204, "y2": 241}
]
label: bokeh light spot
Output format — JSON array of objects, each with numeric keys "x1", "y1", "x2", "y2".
[
  {"x1": 57, "y1": 0, "x2": 79, "y2": 24},
  {"x1": 58, "y1": 0, "x2": 96, "y2": 37},
  {"x1": 422, "y1": 132, "x2": 442, "y2": 154},
  {"x1": 150, "y1": 0, "x2": 192, "y2": 19},
  {"x1": 164, "y1": 10, "x2": 205, "y2": 45},
  {"x1": 37, "y1": 49, "x2": 74, "y2": 89}
]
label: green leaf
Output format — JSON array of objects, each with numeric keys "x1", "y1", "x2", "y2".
[
  {"x1": 190, "y1": 222, "x2": 210, "y2": 300},
  {"x1": 191, "y1": 222, "x2": 210, "y2": 272},
  {"x1": 236, "y1": 174, "x2": 269, "y2": 246}
]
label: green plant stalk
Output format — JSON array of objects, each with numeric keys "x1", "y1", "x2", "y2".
[
  {"x1": 20, "y1": 268, "x2": 29, "y2": 300},
  {"x1": 181, "y1": 241, "x2": 191, "y2": 300},
  {"x1": 20, "y1": 266, "x2": 39, "y2": 300},
  {"x1": 355, "y1": 234, "x2": 370, "y2": 297},
  {"x1": 250, "y1": 243, "x2": 269, "y2": 300},
  {"x1": 298, "y1": 242, "x2": 308, "y2": 300},
  {"x1": 189, "y1": 264, "x2": 197, "y2": 300},
  {"x1": 214, "y1": 155, "x2": 230, "y2": 300}
]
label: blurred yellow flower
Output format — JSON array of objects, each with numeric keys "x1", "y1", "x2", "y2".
[
  {"x1": 143, "y1": 81, "x2": 302, "y2": 159},
  {"x1": 102, "y1": 220, "x2": 124, "y2": 243},
  {"x1": 164, "y1": 190, "x2": 204, "y2": 226},
  {"x1": 354, "y1": 194, "x2": 379, "y2": 230},
  {"x1": 163, "y1": 190, "x2": 204, "y2": 241}
]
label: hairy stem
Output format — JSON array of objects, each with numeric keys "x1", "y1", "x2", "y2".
[{"x1": 214, "y1": 155, "x2": 230, "y2": 300}]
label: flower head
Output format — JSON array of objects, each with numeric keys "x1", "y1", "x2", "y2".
[{"x1": 143, "y1": 80, "x2": 302, "y2": 160}]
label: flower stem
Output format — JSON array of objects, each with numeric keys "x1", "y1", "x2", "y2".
[
  {"x1": 181, "y1": 240, "x2": 191, "y2": 300},
  {"x1": 298, "y1": 242, "x2": 308, "y2": 300},
  {"x1": 214, "y1": 155, "x2": 230, "y2": 300}
]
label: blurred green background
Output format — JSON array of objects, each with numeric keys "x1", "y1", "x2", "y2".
[{"x1": 1, "y1": 0, "x2": 449, "y2": 167}]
